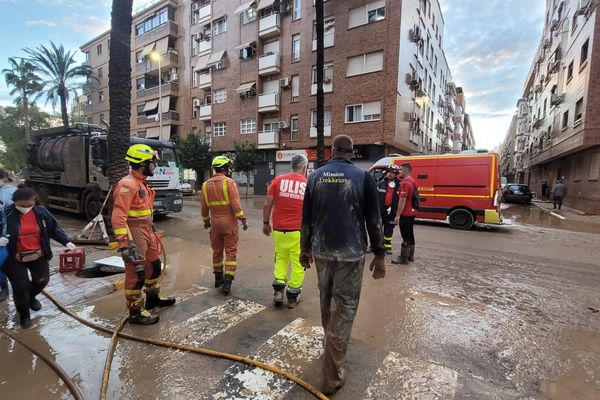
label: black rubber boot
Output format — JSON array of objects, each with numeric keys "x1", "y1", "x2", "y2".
[
  {"x1": 408, "y1": 244, "x2": 415, "y2": 262},
  {"x1": 30, "y1": 297, "x2": 42, "y2": 311},
  {"x1": 214, "y1": 271, "x2": 224, "y2": 288},
  {"x1": 0, "y1": 282, "x2": 8, "y2": 302},
  {"x1": 286, "y1": 290, "x2": 300, "y2": 309},
  {"x1": 145, "y1": 294, "x2": 176, "y2": 310},
  {"x1": 129, "y1": 309, "x2": 159, "y2": 325},
  {"x1": 391, "y1": 243, "x2": 410, "y2": 265},
  {"x1": 20, "y1": 315, "x2": 33, "y2": 329},
  {"x1": 222, "y1": 275, "x2": 234, "y2": 295}
]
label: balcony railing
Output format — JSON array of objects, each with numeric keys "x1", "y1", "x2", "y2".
[
  {"x1": 135, "y1": 52, "x2": 178, "y2": 76},
  {"x1": 258, "y1": 131, "x2": 279, "y2": 149},
  {"x1": 258, "y1": 53, "x2": 280, "y2": 75},
  {"x1": 259, "y1": 13, "x2": 280, "y2": 38},
  {"x1": 258, "y1": 92, "x2": 280, "y2": 112},
  {"x1": 198, "y1": 104, "x2": 212, "y2": 120},
  {"x1": 137, "y1": 110, "x2": 179, "y2": 125},
  {"x1": 136, "y1": 81, "x2": 178, "y2": 100},
  {"x1": 198, "y1": 72, "x2": 211, "y2": 89},
  {"x1": 135, "y1": 20, "x2": 178, "y2": 48}
]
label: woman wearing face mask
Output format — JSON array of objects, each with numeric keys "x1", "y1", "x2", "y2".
[
  {"x1": 0, "y1": 187, "x2": 76, "y2": 328},
  {"x1": 0, "y1": 168, "x2": 17, "y2": 302}
]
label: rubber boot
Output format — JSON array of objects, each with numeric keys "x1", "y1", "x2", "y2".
[
  {"x1": 145, "y1": 294, "x2": 176, "y2": 309},
  {"x1": 273, "y1": 290, "x2": 284, "y2": 306},
  {"x1": 222, "y1": 275, "x2": 234, "y2": 295},
  {"x1": 129, "y1": 309, "x2": 159, "y2": 325},
  {"x1": 408, "y1": 244, "x2": 415, "y2": 262},
  {"x1": 214, "y1": 271, "x2": 224, "y2": 288},
  {"x1": 286, "y1": 290, "x2": 300, "y2": 309},
  {"x1": 0, "y1": 282, "x2": 8, "y2": 302},
  {"x1": 30, "y1": 297, "x2": 42, "y2": 311},
  {"x1": 391, "y1": 243, "x2": 410, "y2": 265},
  {"x1": 20, "y1": 314, "x2": 33, "y2": 329}
]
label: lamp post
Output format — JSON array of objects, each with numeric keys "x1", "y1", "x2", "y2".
[{"x1": 150, "y1": 50, "x2": 163, "y2": 140}]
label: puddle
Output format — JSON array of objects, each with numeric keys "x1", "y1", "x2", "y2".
[
  {"x1": 540, "y1": 374, "x2": 600, "y2": 400},
  {"x1": 502, "y1": 204, "x2": 600, "y2": 234},
  {"x1": 417, "y1": 291, "x2": 486, "y2": 312}
]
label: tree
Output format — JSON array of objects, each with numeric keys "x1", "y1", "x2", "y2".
[
  {"x1": 176, "y1": 133, "x2": 212, "y2": 187},
  {"x1": 233, "y1": 142, "x2": 257, "y2": 198},
  {"x1": 2, "y1": 57, "x2": 44, "y2": 144},
  {"x1": 315, "y1": 0, "x2": 326, "y2": 166},
  {"x1": 24, "y1": 42, "x2": 93, "y2": 128},
  {"x1": 107, "y1": 0, "x2": 134, "y2": 189}
]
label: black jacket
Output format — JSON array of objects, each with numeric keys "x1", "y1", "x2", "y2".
[
  {"x1": 0, "y1": 205, "x2": 70, "y2": 261},
  {"x1": 377, "y1": 177, "x2": 400, "y2": 218},
  {"x1": 301, "y1": 157, "x2": 384, "y2": 261}
]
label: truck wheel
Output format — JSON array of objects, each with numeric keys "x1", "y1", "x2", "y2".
[
  {"x1": 84, "y1": 191, "x2": 102, "y2": 221},
  {"x1": 448, "y1": 209, "x2": 475, "y2": 230},
  {"x1": 37, "y1": 185, "x2": 50, "y2": 208}
]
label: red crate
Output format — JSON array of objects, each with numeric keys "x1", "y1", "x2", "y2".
[{"x1": 59, "y1": 248, "x2": 86, "y2": 273}]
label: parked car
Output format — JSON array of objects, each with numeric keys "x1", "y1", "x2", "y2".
[
  {"x1": 502, "y1": 184, "x2": 532, "y2": 204},
  {"x1": 180, "y1": 181, "x2": 194, "y2": 196}
]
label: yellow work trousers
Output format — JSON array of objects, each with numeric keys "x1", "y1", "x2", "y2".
[{"x1": 272, "y1": 230, "x2": 304, "y2": 294}]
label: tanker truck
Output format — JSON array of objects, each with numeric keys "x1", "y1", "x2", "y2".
[{"x1": 23, "y1": 125, "x2": 183, "y2": 220}]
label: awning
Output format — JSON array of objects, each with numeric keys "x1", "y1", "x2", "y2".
[
  {"x1": 139, "y1": 42, "x2": 156, "y2": 59},
  {"x1": 207, "y1": 50, "x2": 226, "y2": 66},
  {"x1": 159, "y1": 96, "x2": 170, "y2": 113},
  {"x1": 143, "y1": 99, "x2": 159, "y2": 112},
  {"x1": 256, "y1": 0, "x2": 275, "y2": 11},
  {"x1": 155, "y1": 37, "x2": 169, "y2": 55},
  {"x1": 196, "y1": 54, "x2": 211, "y2": 70},
  {"x1": 145, "y1": 126, "x2": 161, "y2": 139},
  {"x1": 235, "y1": 41, "x2": 255, "y2": 50},
  {"x1": 235, "y1": 81, "x2": 256, "y2": 93},
  {"x1": 234, "y1": 1, "x2": 255, "y2": 14}
]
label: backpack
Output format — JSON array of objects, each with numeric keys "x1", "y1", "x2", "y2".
[{"x1": 411, "y1": 183, "x2": 420, "y2": 210}]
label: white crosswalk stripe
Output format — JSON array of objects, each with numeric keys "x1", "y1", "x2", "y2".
[
  {"x1": 201, "y1": 318, "x2": 324, "y2": 399},
  {"x1": 364, "y1": 352, "x2": 458, "y2": 400}
]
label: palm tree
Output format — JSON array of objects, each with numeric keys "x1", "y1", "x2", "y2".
[
  {"x1": 2, "y1": 57, "x2": 44, "y2": 143},
  {"x1": 107, "y1": 0, "x2": 134, "y2": 188},
  {"x1": 24, "y1": 42, "x2": 93, "y2": 127}
]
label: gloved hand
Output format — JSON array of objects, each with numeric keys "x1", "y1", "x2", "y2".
[
  {"x1": 369, "y1": 255, "x2": 386, "y2": 280},
  {"x1": 240, "y1": 218, "x2": 248, "y2": 231},
  {"x1": 299, "y1": 251, "x2": 314, "y2": 270},
  {"x1": 204, "y1": 220, "x2": 211, "y2": 229},
  {"x1": 0, "y1": 236, "x2": 8, "y2": 247},
  {"x1": 65, "y1": 242, "x2": 77, "y2": 251},
  {"x1": 119, "y1": 243, "x2": 143, "y2": 264}
]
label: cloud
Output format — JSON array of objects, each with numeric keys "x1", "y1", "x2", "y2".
[
  {"x1": 63, "y1": 15, "x2": 110, "y2": 36},
  {"x1": 26, "y1": 20, "x2": 58, "y2": 28}
]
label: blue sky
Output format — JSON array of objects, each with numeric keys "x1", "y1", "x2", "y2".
[{"x1": 0, "y1": 0, "x2": 545, "y2": 149}]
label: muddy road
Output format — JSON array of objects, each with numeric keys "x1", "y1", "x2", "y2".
[{"x1": 1, "y1": 201, "x2": 599, "y2": 399}]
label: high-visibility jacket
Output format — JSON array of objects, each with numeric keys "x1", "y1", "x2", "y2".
[
  {"x1": 112, "y1": 170, "x2": 155, "y2": 246},
  {"x1": 200, "y1": 173, "x2": 245, "y2": 224}
]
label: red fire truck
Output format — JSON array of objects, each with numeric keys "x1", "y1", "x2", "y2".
[{"x1": 370, "y1": 152, "x2": 502, "y2": 230}]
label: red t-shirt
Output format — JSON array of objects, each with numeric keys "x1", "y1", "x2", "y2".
[
  {"x1": 268, "y1": 173, "x2": 308, "y2": 231},
  {"x1": 17, "y1": 211, "x2": 42, "y2": 252},
  {"x1": 384, "y1": 180, "x2": 397, "y2": 207},
  {"x1": 399, "y1": 176, "x2": 418, "y2": 217}
]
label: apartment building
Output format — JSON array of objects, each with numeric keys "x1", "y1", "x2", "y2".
[
  {"x1": 499, "y1": 115, "x2": 517, "y2": 183},
  {"x1": 511, "y1": 0, "x2": 600, "y2": 213},
  {"x1": 80, "y1": 0, "x2": 472, "y2": 194}
]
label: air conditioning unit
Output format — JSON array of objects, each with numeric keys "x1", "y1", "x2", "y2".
[
  {"x1": 280, "y1": 78, "x2": 290, "y2": 88},
  {"x1": 192, "y1": 3, "x2": 199, "y2": 11},
  {"x1": 193, "y1": 98, "x2": 201, "y2": 107},
  {"x1": 411, "y1": 27, "x2": 422, "y2": 43},
  {"x1": 277, "y1": 120, "x2": 289, "y2": 129},
  {"x1": 550, "y1": 93, "x2": 563, "y2": 105}
]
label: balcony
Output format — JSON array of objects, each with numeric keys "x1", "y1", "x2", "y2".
[
  {"x1": 258, "y1": 53, "x2": 280, "y2": 75},
  {"x1": 198, "y1": 38, "x2": 211, "y2": 55},
  {"x1": 198, "y1": 104, "x2": 212, "y2": 120},
  {"x1": 312, "y1": 34, "x2": 335, "y2": 51},
  {"x1": 311, "y1": 81, "x2": 333, "y2": 95},
  {"x1": 259, "y1": 14, "x2": 280, "y2": 38},
  {"x1": 310, "y1": 125, "x2": 332, "y2": 138},
  {"x1": 258, "y1": 131, "x2": 279, "y2": 149},
  {"x1": 445, "y1": 95, "x2": 456, "y2": 113},
  {"x1": 258, "y1": 92, "x2": 280, "y2": 113},
  {"x1": 198, "y1": 72, "x2": 211, "y2": 89},
  {"x1": 135, "y1": 52, "x2": 178, "y2": 76},
  {"x1": 137, "y1": 111, "x2": 179, "y2": 126},
  {"x1": 136, "y1": 82, "x2": 178, "y2": 100},
  {"x1": 197, "y1": 3, "x2": 211, "y2": 24},
  {"x1": 135, "y1": 20, "x2": 178, "y2": 48}
]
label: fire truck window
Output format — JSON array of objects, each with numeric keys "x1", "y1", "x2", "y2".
[{"x1": 417, "y1": 174, "x2": 428, "y2": 179}]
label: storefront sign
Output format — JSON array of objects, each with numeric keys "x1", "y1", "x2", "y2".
[{"x1": 276, "y1": 150, "x2": 307, "y2": 162}]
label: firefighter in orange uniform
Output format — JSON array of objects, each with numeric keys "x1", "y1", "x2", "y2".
[
  {"x1": 112, "y1": 144, "x2": 176, "y2": 325},
  {"x1": 201, "y1": 155, "x2": 247, "y2": 295}
]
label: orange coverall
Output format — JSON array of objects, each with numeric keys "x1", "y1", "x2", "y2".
[
  {"x1": 200, "y1": 173, "x2": 246, "y2": 277},
  {"x1": 112, "y1": 170, "x2": 162, "y2": 311}
]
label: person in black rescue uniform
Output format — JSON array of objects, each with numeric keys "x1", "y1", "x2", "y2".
[{"x1": 377, "y1": 164, "x2": 401, "y2": 255}]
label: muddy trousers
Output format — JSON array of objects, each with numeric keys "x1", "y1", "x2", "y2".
[
  {"x1": 381, "y1": 213, "x2": 395, "y2": 252},
  {"x1": 2, "y1": 257, "x2": 49, "y2": 320},
  {"x1": 124, "y1": 224, "x2": 162, "y2": 312},
  {"x1": 315, "y1": 257, "x2": 365, "y2": 392},
  {"x1": 210, "y1": 222, "x2": 238, "y2": 277},
  {"x1": 399, "y1": 216, "x2": 416, "y2": 244},
  {"x1": 272, "y1": 230, "x2": 304, "y2": 300}
]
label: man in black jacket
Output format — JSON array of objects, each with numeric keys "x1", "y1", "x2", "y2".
[
  {"x1": 300, "y1": 135, "x2": 386, "y2": 395},
  {"x1": 377, "y1": 164, "x2": 401, "y2": 254}
]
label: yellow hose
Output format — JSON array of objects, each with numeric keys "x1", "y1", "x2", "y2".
[
  {"x1": 42, "y1": 290, "x2": 329, "y2": 400},
  {"x1": 99, "y1": 315, "x2": 128, "y2": 400}
]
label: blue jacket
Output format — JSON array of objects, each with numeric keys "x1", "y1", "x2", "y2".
[
  {"x1": 0, "y1": 205, "x2": 70, "y2": 261},
  {"x1": 301, "y1": 157, "x2": 384, "y2": 261}
]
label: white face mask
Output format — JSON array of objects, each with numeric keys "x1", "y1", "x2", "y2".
[{"x1": 16, "y1": 206, "x2": 34, "y2": 214}]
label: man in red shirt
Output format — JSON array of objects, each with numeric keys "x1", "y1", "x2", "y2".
[
  {"x1": 263, "y1": 154, "x2": 308, "y2": 308},
  {"x1": 392, "y1": 162, "x2": 418, "y2": 265}
]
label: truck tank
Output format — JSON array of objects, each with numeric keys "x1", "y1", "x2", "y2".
[{"x1": 32, "y1": 135, "x2": 84, "y2": 172}]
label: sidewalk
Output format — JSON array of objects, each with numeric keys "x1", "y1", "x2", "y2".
[{"x1": 528, "y1": 200, "x2": 600, "y2": 234}]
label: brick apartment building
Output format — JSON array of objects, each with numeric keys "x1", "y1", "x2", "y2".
[
  {"x1": 80, "y1": 0, "x2": 473, "y2": 194},
  {"x1": 502, "y1": 0, "x2": 600, "y2": 213}
]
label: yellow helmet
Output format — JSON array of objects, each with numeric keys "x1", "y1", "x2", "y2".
[
  {"x1": 125, "y1": 144, "x2": 156, "y2": 164},
  {"x1": 212, "y1": 155, "x2": 232, "y2": 168}
]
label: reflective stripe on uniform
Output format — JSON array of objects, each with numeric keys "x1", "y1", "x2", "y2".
[
  {"x1": 383, "y1": 236, "x2": 392, "y2": 241},
  {"x1": 234, "y1": 210, "x2": 244, "y2": 218},
  {"x1": 203, "y1": 180, "x2": 232, "y2": 206},
  {"x1": 128, "y1": 209, "x2": 152, "y2": 217},
  {"x1": 222, "y1": 179, "x2": 230, "y2": 204},
  {"x1": 114, "y1": 227, "x2": 128, "y2": 235},
  {"x1": 225, "y1": 261, "x2": 237, "y2": 266},
  {"x1": 144, "y1": 278, "x2": 160, "y2": 286},
  {"x1": 125, "y1": 289, "x2": 142, "y2": 296},
  {"x1": 202, "y1": 216, "x2": 210, "y2": 221}
]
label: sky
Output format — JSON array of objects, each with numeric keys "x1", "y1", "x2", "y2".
[{"x1": 0, "y1": 0, "x2": 545, "y2": 150}]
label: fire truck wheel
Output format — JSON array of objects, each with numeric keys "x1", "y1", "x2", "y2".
[
  {"x1": 84, "y1": 191, "x2": 102, "y2": 221},
  {"x1": 448, "y1": 208, "x2": 475, "y2": 230}
]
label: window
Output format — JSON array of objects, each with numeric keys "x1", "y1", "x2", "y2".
[
  {"x1": 97, "y1": 67, "x2": 103, "y2": 78},
  {"x1": 589, "y1": 151, "x2": 600, "y2": 181},
  {"x1": 213, "y1": 17, "x2": 227, "y2": 35},
  {"x1": 240, "y1": 119, "x2": 256, "y2": 134},
  {"x1": 311, "y1": 108, "x2": 332, "y2": 127},
  {"x1": 543, "y1": 98, "x2": 547, "y2": 116},
  {"x1": 241, "y1": 7, "x2": 257, "y2": 24},
  {"x1": 136, "y1": 104, "x2": 145, "y2": 116},
  {"x1": 312, "y1": 64, "x2": 333, "y2": 83},
  {"x1": 290, "y1": 115, "x2": 299, "y2": 141},
  {"x1": 292, "y1": 34, "x2": 301, "y2": 62},
  {"x1": 97, "y1": 44, "x2": 102, "y2": 55},
  {"x1": 580, "y1": 38, "x2": 589, "y2": 69},
  {"x1": 87, "y1": 116, "x2": 94, "y2": 124},
  {"x1": 85, "y1": 51, "x2": 90, "y2": 62},
  {"x1": 346, "y1": 51, "x2": 383, "y2": 76},
  {"x1": 572, "y1": 13, "x2": 577, "y2": 34},
  {"x1": 263, "y1": 122, "x2": 278, "y2": 132},
  {"x1": 239, "y1": 42, "x2": 257, "y2": 61},
  {"x1": 98, "y1": 91, "x2": 105, "y2": 102},
  {"x1": 213, "y1": 88, "x2": 227, "y2": 103},
  {"x1": 574, "y1": 98, "x2": 583, "y2": 124},
  {"x1": 348, "y1": 1, "x2": 386, "y2": 29},
  {"x1": 312, "y1": 17, "x2": 335, "y2": 49},
  {"x1": 99, "y1": 113, "x2": 105, "y2": 122},
  {"x1": 213, "y1": 122, "x2": 227, "y2": 137},
  {"x1": 567, "y1": 60, "x2": 574, "y2": 82},
  {"x1": 291, "y1": 74, "x2": 300, "y2": 102},
  {"x1": 135, "y1": 7, "x2": 170, "y2": 36},
  {"x1": 345, "y1": 101, "x2": 381, "y2": 123},
  {"x1": 136, "y1": 78, "x2": 145, "y2": 91},
  {"x1": 293, "y1": 0, "x2": 301, "y2": 20}
]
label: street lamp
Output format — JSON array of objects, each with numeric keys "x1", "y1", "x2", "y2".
[{"x1": 150, "y1": 50, "x2": 163, "y2": 140}]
